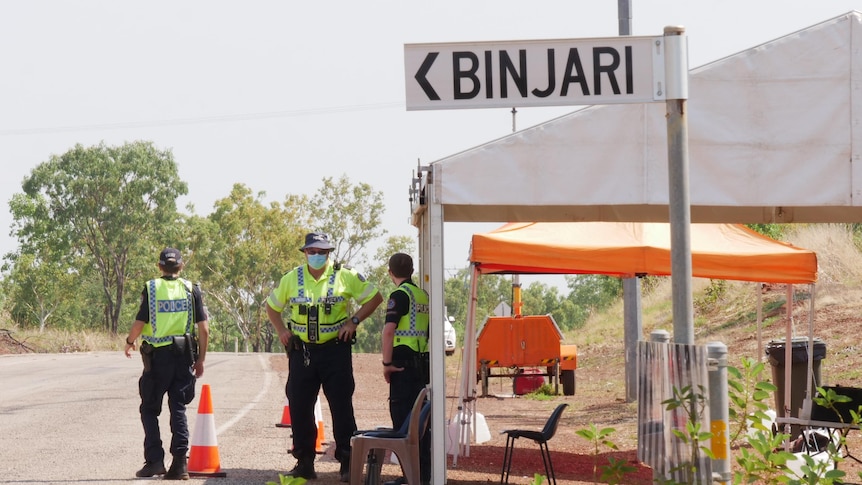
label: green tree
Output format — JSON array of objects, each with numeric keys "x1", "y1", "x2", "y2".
[
  {"x1": 565, "y1": 274, "x2": 622, "y2": 317},
  {"x1": 2, "y1": 251, "x2": 78, "y2": 331},
  {"x1": 313, "y1": 175, "x2": 386, "y2": 268},
  {"x1": 442, "y1": 267, "x2": 472, "y2": 326},
  {"x1": 746, "y1": 223, "x2": 788, "y2": 240},
  {"x1": 441, "y1": 269, "x2": 514, "y2": 337},
  {"x1": 442, "y1": 272, "x2": 595, "y2": 334},
  {"x1": 353, "y1": 235, "x2": 415, "y2": 353},
  {"x1": 520, "y1": 281, "x2": 563, "y2": 315},
  {"x1": 520, "y1": 281, "x2": 587, "y2": 331},
  {"x1": 553, "y1": 298, "x2": 589, "y2": 331},
  {"x1": 8, "y1": 141, "x2": 186, "y2": 333},
  {"x1": 474, "y1": 274, "x2": 513, "y2": 321},
  {"x1": 191, "y1": 176, "x2": 388, "y2": 353},
  {"x1": 195, "y1": 184, "x2": 310, "y2": 352},
  {"x1": 173, "y1": 212, "x2": 230, "y2": 349}
]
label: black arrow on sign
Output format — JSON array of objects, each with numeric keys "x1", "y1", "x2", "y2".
[{"x1": 414, "y1": 52, "x2": 440, "y2": 101}]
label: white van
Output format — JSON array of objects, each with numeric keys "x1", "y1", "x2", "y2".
[{"x1": 443, "y1": 316, "x2": 457, "y2": 356}]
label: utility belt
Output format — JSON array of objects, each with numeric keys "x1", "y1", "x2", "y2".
[
  {"x1": 290, "y1": 322, "x2": 345, "y2": 342},
  {"x1": 141, "y1": 334, "x2": 198, "y2": 370},
  {"x1": 302, "y1": 338, "x2": 342, "y2": 349},
  {"x1": 286, "y1": 334, "x2": 344, "y2": 353},
  {"x1": 391, "y1": 351, "x2": 430, "y2": 369}
]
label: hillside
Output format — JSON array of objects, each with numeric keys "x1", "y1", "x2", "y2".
[
  {"x1": 567, "y1": 224, "x2": 862, "y2": 428},
  {"x1": 519, "y1": 223, "x2": 862, "y2": 483},
  {"x1": 617, "y1": 224, "x2": 862, "y2": 382}
]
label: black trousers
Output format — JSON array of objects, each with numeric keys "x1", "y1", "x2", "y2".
[
  {"x1": 139, "y1": 346, "x2": 196, "y2": 464},
  {"x1": 286, "y1": 340, "x2": 356, "y2": 462},
  {"x1": 389, "y1": 347, "x2": 430, "y2": 483}
]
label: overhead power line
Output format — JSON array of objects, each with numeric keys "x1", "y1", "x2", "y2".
[{"x1": 0, "y1": 101, "x2": 403, "y2": 136}]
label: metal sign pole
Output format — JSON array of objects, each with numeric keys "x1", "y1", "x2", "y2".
[
  {"x1": 663, "y1": 26, "x2": 694, "y2": 345},
  {"x1": 618, "y1": 0, "x2": 643, "y2": 404}
]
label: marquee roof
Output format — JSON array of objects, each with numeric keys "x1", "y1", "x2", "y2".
[
  {"x1": 471, "y1": 222, "x2": 817, "y2": 283},
  {"x1": 423, "y1": 11, "x2": 862, "y2": 225}
]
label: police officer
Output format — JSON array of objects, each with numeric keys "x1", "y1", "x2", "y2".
[
  {"x1": 381, "y1": 252, "x2": 431, "y2": 485},
  {"x1": 266, "y1": 232, "x2": 383, "y2": 482},
  {"x1": 124, "y1": 247, "x2": 209, "y2": 480}
]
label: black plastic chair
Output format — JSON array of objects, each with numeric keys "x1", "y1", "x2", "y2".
[{"x1": 500, "y1": 403, "x2": 568, "y2": 485}]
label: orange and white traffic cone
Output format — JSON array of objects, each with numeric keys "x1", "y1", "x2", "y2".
[
  {"x1": 275, "y1": 396, "x2": 292, "y2": 428},
  {"x1": 188, "y1": 384, "x2": 227, "y2": 477},
  {"x1": 314, "y1": 396, "x2": 326, "y2": 454}
]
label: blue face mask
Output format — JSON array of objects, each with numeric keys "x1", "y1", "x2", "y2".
[{"x1": 307, "y1": 253, "x2": 328, "y2": 270}]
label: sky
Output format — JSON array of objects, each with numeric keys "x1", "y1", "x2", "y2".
[{"x1": 1, "y1": 1, "x2": 859, "y2": 289}]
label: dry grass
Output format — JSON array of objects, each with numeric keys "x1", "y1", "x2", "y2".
[
  {"x1": 788, "y1": 224, "x2": 862, "y2": 285},
  {"x1": 0, "y1": 323, "x2": 122, "y2": 354},
  {"x1": 566, "y1": 224, "x2": 862, "y2": 363},
  {"x1": 554, "y1": 220, "x2": 862, "y2": 464}
]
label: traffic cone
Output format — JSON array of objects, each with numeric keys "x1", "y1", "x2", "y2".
[
  {"x1": 314, "y1": 396, "x2": 326, "y2": 454},
  {"x1": 188, "y1": 384, "x2": 227, "y2": 477},
  {"x1": 275, "y1": 396, "x2": 291, "y2": 428}
]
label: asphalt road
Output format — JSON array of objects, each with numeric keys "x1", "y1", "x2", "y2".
[{"x1": 0, "y1": 351, "x2": 328, "y2": 485}]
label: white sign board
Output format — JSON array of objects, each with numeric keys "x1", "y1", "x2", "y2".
[
  {"x1": 493, "y1": 301, "x2": 511, "y2": 317},
  {"x1": 405, "y1": 36, "x2": 665, "y2": 110}
]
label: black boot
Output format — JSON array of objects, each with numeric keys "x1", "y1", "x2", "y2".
[
  {"x1": 135, "y1": 461, "x2": 166, "y2": 478},
  {"x1": 164, "y1": 455, "x2": 189, "y2": 480},
  {"x1": 337, "y1": 452, "x2": 350, "y2": 483},
  {"x1": 339, "y1": 458, "x2": 350, "y2": 483},
  {"x1": 287, "y1": 455, "x2": 317, "y2": 480}
]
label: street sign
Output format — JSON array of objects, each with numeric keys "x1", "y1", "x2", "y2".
[
  {"x1": 493, "y1": 301, "x2": 511, "y2": 317},
  {"x1": 405, "y1": 36, "x2": 665, "y2": 110}
]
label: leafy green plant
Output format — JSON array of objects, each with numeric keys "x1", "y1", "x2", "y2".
[
  {"x1": 527, "y1": 473, "x2": 546, "y2": 485},
  {"x1": 813, "y1": 386, "x2": 855, "y2": 425},
  {"x1": 575, "y1": 423, "x2": 634, "y2": 484},
  {"x1": 599, "y1": 456, "x2": 637, "y2": 485},
  {"x1": 661, "y1": 384, "x2": 715, "y2": 483},
  {"x1": 731, "y1": 384, "x2": 858, "y2": 484},
  {"x1": 727, "y1": 357, "x2": 777, "y2": 444},
  {"x1": 525, "y1": 383, "x2": 557, "y2": 401},
  {"x1": 265, "y1": 473, "x2": 307, "y2": 485},
  {"x1": 735, "y1": 427, "x2": 845, "y2": 485},
  {"x1": 733, "y1": 429, "x2": 797, "y2": 483},
  {"x1": 787, "y1": 450, "x2": 846, "y2": 485},
  {"x1": 694, "y1": 279, "x2": 727, "y2": 314}
]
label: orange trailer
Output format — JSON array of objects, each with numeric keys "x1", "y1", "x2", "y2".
[{"x1": 476, "y1": 314, "x2": 577, "y2": 396}]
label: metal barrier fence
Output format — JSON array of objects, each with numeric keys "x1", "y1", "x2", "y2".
[{"x1": 637, "y1": 340, "x2": 713, "y2": 483}]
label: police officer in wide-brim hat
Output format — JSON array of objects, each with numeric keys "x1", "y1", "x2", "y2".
[{"x1": 266, "y1": 232, "x2": 383, "y2": 482}]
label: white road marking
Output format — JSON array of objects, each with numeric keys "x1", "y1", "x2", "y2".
[{"x1": 216, "y1": 353, "x2": 273, "y2": 435}]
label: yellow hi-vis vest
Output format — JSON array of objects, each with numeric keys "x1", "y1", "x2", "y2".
[
  {"x1": 141, "y1": 277, "x2": 193, "y2": 348},
  {"x1": 288, "y1": 265, "x2": 344, "y2": 343},
  {"x1": 267, "y1": 261, "x2": 379, "y2": 344},
  {"x1": 393, "y1": 283, "x2": 430, "y2": 353}
]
